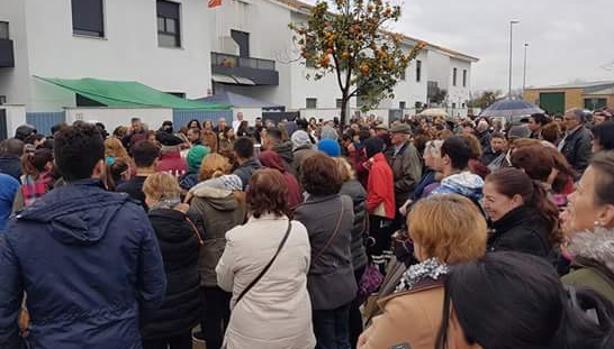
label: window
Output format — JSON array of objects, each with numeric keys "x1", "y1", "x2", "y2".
[
  {"x1": 157, "y1": 0, "x2": 181, "y2": 48},
  {"x1": 231, "y1": 30, "x2": 250, "y2": 57},
  {"x1": 71, "y1": 0, "x2": 104, "y2": 37},
  {"x1": 0, "y1": 22, "x2": 8, "y2": 39},
  {"x1": 584, "y1": 98, "x2": 607, "y2": 110},
  {"x1": 336, "y1": 99, "x2": 343, "y2": 109},
  {"x1": 462, "y1": 103, "x2": 466, "y2": 108},
  {"x1": 452, "y1": 68, "x2": 457, "y2": 86},
  {"x1": 399, "y1": 101, "x2": 406, "y2": 110},
  {"x1": 462, "y1": 69, "x2": 467, "y2": 87},
  {"x1": 306, "y1": 98, "x2": 317, "y2": 109},
  {"x1": 0, "y1": 95, "x2": 6, "y2": 104},
  {"x1": 452, "y1": 102, "x2": 456, "y2": 109},
  {"x1": 416, "y1": 60, "x2": 422, "y2": 82}
]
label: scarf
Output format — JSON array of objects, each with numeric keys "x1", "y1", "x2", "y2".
[{"x1": 395, "y1": 257, "x2": 449, "y2": 292}]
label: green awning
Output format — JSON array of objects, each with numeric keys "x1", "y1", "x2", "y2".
[{"x1": 35, "y1": 76, "x2": 230, "y2": 110}]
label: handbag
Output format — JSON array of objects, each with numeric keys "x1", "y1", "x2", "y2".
[
  {"x1": 233, "y1": 220, "x2": 292, "y2": 308},
  {"x1": 358, "y1": 263, "x2": 384, "y2": 301}
]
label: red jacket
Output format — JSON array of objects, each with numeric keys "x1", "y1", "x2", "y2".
[
  {"x1": 156, "y1": 151, "x2": 187, "y2": 178},
  {"x1": 366, "y1": 153, "x2": 395, "y2": 219}
]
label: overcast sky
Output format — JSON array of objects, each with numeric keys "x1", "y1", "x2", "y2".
[{"x1": 301, "y1": 0, "x2": 614, "y2": 91}]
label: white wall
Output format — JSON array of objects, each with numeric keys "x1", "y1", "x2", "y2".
[
  {"x1": 1, "y1": 104, "x2": 27, "y2": 137},
  {"x1": 12, "y1": 0, "x2": 213, "y2": 111},
  {"x1": 0, "y1": 1, "x2": 32, "y2": 107},
  {"x1": 65, "y1": 107, "x2": 172, "y2": 133}
]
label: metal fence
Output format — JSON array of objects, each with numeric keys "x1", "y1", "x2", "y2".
[
  {"x1": 26, "y1": 111, "x2": 66, "y2": 136},
  {"x1": 172, "y1": 109, "x2": 232, "y2": 129}
]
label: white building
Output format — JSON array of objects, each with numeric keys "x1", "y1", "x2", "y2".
[
  {"x1": 0, "y1": 0, "x2": 214, "y2": 112},
  {"x1": 0, "y1": 0, "x2": 478, "y2": 125}
]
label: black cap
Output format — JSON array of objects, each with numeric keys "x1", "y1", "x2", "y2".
[{"x1": 15, "y1": 125, "x2": 37, "y2": 141}]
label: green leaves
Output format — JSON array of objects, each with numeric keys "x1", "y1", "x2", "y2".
[{"x1": 290, "y1": 0, "x2": 423, "y2": 123}]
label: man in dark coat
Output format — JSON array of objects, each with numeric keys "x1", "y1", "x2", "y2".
[
  {"x1": 558, "y1": 108, "x2": 593, "y2": 176},
  {"x1": 0, "y1": 123, "x2": 166, "y2": 349},
  {"x1": 232, "y1": 137, "x2": 262, "y2": 190},
  {"x1": 0, "y1": 138, "x2": 24, "y2": 179}
]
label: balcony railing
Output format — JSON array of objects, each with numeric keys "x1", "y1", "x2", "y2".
[{"x1": 211, "y1": 52, "x2": 276, "y2": 71}]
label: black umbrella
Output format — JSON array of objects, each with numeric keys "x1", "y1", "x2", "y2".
[{"x1": 479, "y1": 98, "x2": 544, "y2": 121}]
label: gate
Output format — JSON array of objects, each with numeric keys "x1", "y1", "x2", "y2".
[
  {"x1": 173, "y1": 109, "x2": 232, "y2": 129},
  {"x1": 26, "y1": 111, "x2": 66, "y2": 136},
  {"x1": 262, "y1": 111, "x2": 299, "y2": 124}
]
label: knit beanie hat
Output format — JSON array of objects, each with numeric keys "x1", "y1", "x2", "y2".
[
  {"x1": 320, "y1": 125, "x2": 339, "y2": 141},
  {"x1": 291, "y1": 130, "x2": 312, "y2": 150},
  {"x1": 187, "y1": 145, "x2": 210, "y2": 172},
  {"x1": 364, "y1": 137, "x2": 385, "y2": 159},
  {"x1": 318, "y1": 139, "x2": 341, "y2": 157}
]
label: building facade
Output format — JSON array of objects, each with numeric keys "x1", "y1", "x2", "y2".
[
  {"x1": 0, "y1": 0, "x2": 214, "y2": 111},
  {"x1": 0, "y1": 0, "x2": 478, "y2": 121},
  {"x1": 524, "y1": 81, "x2": 614, "y2": 115}
]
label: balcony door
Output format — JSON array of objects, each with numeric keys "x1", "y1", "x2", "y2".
[{"x1": 231, "y1": 30, "x2": 250, "y2": 57}]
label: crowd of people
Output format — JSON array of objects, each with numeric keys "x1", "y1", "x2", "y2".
[{"x1": 0, "y1": 105, "x2": 614, "y2": 349}]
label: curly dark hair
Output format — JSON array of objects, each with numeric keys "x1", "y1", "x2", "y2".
[
  {"x1": 247, "y1": 169, "x2": 289, "y2": 218},
  {"x1": 301, "y1": 153, "x2": 342, "y2": 196},
  {"x1": 54, "y1": 123, "x2": 105, "y2": 181}
]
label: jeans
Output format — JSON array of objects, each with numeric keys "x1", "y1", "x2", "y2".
[
  {"x1": 142, "y1": 331, "x2": 192, "y2": 349},
  {"x1": 313, "y1": 302, "x2": 352, "y2": 349},
  {"x1": 201, "y1": 286, "x2": 231, "y2": 349}
]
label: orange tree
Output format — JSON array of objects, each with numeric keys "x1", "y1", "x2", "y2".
[{"x1": 290, "y1": 0, "x2": 424, "y2": 125}]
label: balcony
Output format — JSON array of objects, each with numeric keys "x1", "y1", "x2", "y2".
[
  {"x1": 0, "y1": 39, "x2": 14, "y2": 68},
  {"x1": 211, "y1": 52, "x2": 278, "y2": 86}
]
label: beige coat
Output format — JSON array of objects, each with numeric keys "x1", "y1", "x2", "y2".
[
  {"x1": 216, "y1": 214, "x2": 316, "y2": 349},
  {"x1": 359, "y1": 282, "x2": 453, "y2": 349}
]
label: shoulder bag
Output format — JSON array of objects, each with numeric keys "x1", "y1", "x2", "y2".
[{"x1": 233, "y1": 220, "x2": 292, "y2": 308}]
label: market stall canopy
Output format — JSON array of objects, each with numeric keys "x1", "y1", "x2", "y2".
[
  {"x1": 194, "y1": 91, "x2": 283, "y2": 109},
  {"x1": 479, "y1": 98, "x2": 543, "y2": 120},
  {"x1": 418, "y1": 108, "x2": 449, "y2": 118},
  {"x1": 35, "y1": 76, "x2": 230, "y2": 110}
]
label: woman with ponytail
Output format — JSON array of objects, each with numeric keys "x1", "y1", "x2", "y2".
[
  {"x1": 185, "y1": 153, "x2": 246, "y2": 348},
  {"x1": 436, "y1": 252, "x2": 614, "y2": 349},
  {"x1": 483, "y1": 167, "x2": 560, "y2": 258}
]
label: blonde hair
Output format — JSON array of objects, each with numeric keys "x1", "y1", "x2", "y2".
[
  {"x1": 334, "y1": 157, "x2": 355, "y2": 182},
  {"x1": 143, "y1": 172, "x2": 182, "y2": 202},
  {"x1": 104, "y1": 137, "x2": 129, "y2": 161},
  {"x1": 408, "y1": 194, "x2": 487, "y2": 263},
  {"x1": 199, "y1": 153, "x2": 231, "y2": 181}
]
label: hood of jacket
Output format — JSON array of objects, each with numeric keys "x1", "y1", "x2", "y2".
[
  {"x1": 273, "y1": 141, "x2": 294, "y2": 164},
  {"x1": 190, "y1": 179, "x2": 239, "y2": 211},
  {"x1": 568, "y1": 227, "x2": 614, "y2": 274},
  {"x1": 259, "y1": 150, "x2": 286, "y2": 173},
  {"x1": 15, "y1": 179, "x2": 131, "y2": 245},
  {"x1": 434, "y1": 171, "x2": 484, "y2": 202}
]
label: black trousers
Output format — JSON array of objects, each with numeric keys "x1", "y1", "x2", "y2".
[
  {"x1": 200, "y1": 286, "x2": 231, "y2": 349},
  {"x1": 142, "y1": 331, "x2": 192, "y2": 349},
  {"x1": 368, "y1": 215, "x2": 394, "y2": 256}
]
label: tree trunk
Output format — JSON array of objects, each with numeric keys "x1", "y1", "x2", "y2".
[{"x1": 340, "y1": 95, "x2": 349, "y2": 126}]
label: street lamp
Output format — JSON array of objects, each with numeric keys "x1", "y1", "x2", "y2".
[
  {"x1": 508, "y1": 20, "x2": 520, "y2": 98},
  {"x1": 523, "y1": 43, "x2": 529, "y2": 96}
]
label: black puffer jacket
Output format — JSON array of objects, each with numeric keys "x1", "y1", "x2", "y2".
[
  {"x1": 141, "y1": 207, "x2": 202, "y2": 339},
  {"x1": 340, "y1": 179, "x2": 368, "y2": 271},
  {"x1": 487, "y1": 205, "x2": 552, "y2": 258}
]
